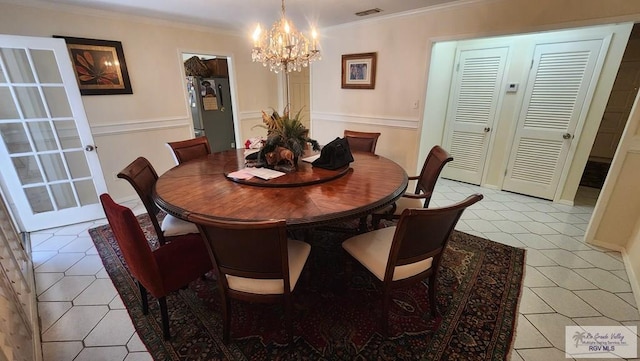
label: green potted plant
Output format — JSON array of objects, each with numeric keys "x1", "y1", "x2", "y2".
[{"x1": 255, "y1": 106, "x2": 320, "y2": 168}]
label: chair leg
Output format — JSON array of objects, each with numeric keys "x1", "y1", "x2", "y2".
[
  {"x1": 381, "y1": 289, "x2": 391, "y2": 337},
  {"x1": 158, "y1": 297, "x2": 171, "y2": 340},
  {"x1": 428, "y1": 275, "x2": 438, "y2": 317},
  {"x1": 138, "y1": 281, "x2": 149, "y2": 315},
  {"x1": 284, "y1": 296, "x2": 293, "y2": 345},
  {"x1": 358, "y1": 216, "x2": 368, "y2": 233},
  {"x1": 221, "y1": 296, "x2": 231, "y2": 344},
  {"x1": 371, "y1": 214, "x2": 382, "y2": 230}
]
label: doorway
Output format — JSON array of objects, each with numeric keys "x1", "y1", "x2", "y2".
[
  {"x1": 0, "y1": 34, "x2": 108, "y2": 232},
  {"x1": 579, "y1": 23, "x2": 640, "y2": 190},
  {"x1": 288, "y1": 67, "x2": 311, "y2": 130},
  {"x1": 431, "y1": 23, "x2": 633, "y2": 203},
  {"x1": 182, "y1": 53, "x2": 238, "y2": 153}
]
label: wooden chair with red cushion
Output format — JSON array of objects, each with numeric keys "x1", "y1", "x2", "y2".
[
  {"x1": 117, "y1": 157, "x2": 199, "y2": 246},
  {"x1": 190, "y1": 216, "x2": 311, "y2": 344},
  {"x1": 342, "y1": 193, "x2": 483, "y2": 335},
  {"x1": 344, "y1": 130, "x2": 381, "y2": 154},
  {"x1": 167, "y1": 136, "x2": 212, "y2": 164},
  {"x1": 99, "y1": 193, "x2": 212, "y2": 340},
  {"x1": 371, "y1": 145, "x2": 453, "y2": 229}
]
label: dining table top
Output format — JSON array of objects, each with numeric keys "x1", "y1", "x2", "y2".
[{"x1": 153, "y1": 149, "x2": 408, "y2": 229}]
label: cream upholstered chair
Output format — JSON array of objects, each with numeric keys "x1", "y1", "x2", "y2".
[
  {"x1": 342, "y1": 194, "x2": 483, "y2": 335},
  {"x1": 343, "y1": 129, "x2": 381, "y2": 154},
  {"x1": 371, "y1": 145, "x2": 453, "y2": 229},
  {"x1": 99, "y1": 194, "x2": 212, "y2": 340},
  {"x1": 190, "y1": 216, "x2": 311, "y2": 344},
  {"x1": 117, "y1": 157, "x2": 199, "y2": 245},
  {"x1": 167, "y1": 136, "x2": 212, "y2": 164}
]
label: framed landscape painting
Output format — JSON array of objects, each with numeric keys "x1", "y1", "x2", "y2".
[
  {"x1": 55, "y1": 36, "x2": 133, "y2": 95},
  {"x1": 341, "y1": 52, "x2": 377, "y2": 89}
]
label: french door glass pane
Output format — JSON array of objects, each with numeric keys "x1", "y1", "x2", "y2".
[
  {"x1": 27, "y1": 121, "x2": 57, "y2": 151},
  {"x1": 12, "y1": 156, "x2": 42, "y2": 184},
  {"x1": 24, "y1": 187, "x2": 53, "y2": 213},
  {"x1": 0, "y1": 87, "x2": 19, "y2": 119},
  {"x1": 74, "y1": 180, "x2": 98, "y2": 206},
  {"x1": 1, "y1": 48, "x2": 35, "y2": 83},
  {"x1": 31, "y1": 50, "x2": 62, "y2": 83},
  {"x1": 43, "y1": 87, "x2": 72, "y2": 117},
  {"x1": 15, "y1": 86, "x2": 46, "y2": 118},
  {"x1": 64, "y1": 151, "x2": 90, "y2": 178},
  {"x1": 39, "y1": 153, "x2": 67, "y2": 182},
  {"x1": 53, "y1": 120, "x2": 81, "y2": 149},
  {"x1": 0, "y1": 64, "x2": 6, "y2": 82},
  {"x1": 0, "y1": 123, "x2": 31, "y2": 153},
  {"x1": 50, "y1": 183, "x2": 76, "y2": 209}
]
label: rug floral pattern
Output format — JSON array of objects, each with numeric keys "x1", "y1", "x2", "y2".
[{"x1": 89, "y1": 215, "x2": 525, "y2": 360}]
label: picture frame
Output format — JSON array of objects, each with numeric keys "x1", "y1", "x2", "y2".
[
  {"x1": 341, "y1": 52, "x2": 377, "y2": 89},
  {"x1": 54, "y1": 36, "x2": 133, "y2": 95}
]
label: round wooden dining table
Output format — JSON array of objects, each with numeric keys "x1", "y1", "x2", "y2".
[{"x1": 153, "y1": 149, "x2": 408, "y2": 230}]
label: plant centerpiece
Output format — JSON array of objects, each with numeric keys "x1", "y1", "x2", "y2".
[{"x1": 255, "y1": 106, "x2": 320, "y2": 171}]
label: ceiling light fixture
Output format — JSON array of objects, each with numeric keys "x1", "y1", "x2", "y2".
[
  {"x1": 251, "y1": 0, "x2": 321, "y2": 74},
  {"x1": 355, "y1": 8, "x2": 382, "y2": 17}
]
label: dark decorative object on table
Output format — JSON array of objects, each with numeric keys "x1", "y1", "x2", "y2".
[
  {"x1": 253, "y1": 106, "x2": 320, "y2": 170},
  {"x1": 312, "y1": 136, "x2": 354, "y2": 170}
]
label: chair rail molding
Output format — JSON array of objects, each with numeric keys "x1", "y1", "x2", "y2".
[
  {"x1": 238, "y1": 110, "x2": 263, "y2": 121},
  {"x1": 91, "y1": 116, "x2": 191, "y2": 136},
  {"x1": 312, "y1": 111, "x2": 419, "y2": 129}
]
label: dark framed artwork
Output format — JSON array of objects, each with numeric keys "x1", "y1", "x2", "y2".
[
  {"x1": 54, "y1": 36, "x2": 133, "y2": 95},
  {"x1": 341, "y1": 52, "x2": 377, "y2": 89}
]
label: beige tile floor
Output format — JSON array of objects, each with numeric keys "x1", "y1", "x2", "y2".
[{"x1": 30, "y1": 179, "x2": 639, "y2": 360}]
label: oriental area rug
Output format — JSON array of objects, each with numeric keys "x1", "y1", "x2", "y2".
[{"x1": 89, "y1": 214, "x2": 525, "y2": 360}]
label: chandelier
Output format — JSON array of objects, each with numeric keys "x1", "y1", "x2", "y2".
[{"x1": 251, "y1": 0, "x2": 321, "y2": 74}]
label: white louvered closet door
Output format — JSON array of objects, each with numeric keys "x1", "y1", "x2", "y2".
[
  {"x1": 441, "y1": 47, "x2": 509, "y2": 185},
  {"x1": 503, "y1": 39, "x2": 609, "y2": 200}
]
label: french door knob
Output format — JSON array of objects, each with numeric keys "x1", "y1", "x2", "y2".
[
  {"x1": 85, "y1": 145, "x2": 97, "y2": 152},
  {"x1": 484, "y1": 127, "x2": 491, "y2": 132},
  {"x1": 562, "y1": 133, "x2": 572, "y2": 139}
]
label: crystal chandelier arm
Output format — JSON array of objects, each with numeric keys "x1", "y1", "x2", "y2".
[{"x1": 250, "y1": 0, "x2": 321, "y2": 73}]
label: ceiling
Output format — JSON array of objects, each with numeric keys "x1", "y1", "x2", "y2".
[{"x1": 34, "y1": 0, "x2": 465, "y2": 32}]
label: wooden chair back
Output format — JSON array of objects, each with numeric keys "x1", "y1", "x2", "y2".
[
  {"x1": 386, "y1": 194, "x2": 482, "y2": 285},
  {"x1": 344, "y1": 130, "x2": 381, "y2": 154},
  {"x1": 167, "y1": 136, "x2": 212, "y2": 164},
  {"x1": 193, "y1": 217, "x2": 291, "y2": 293},
  {"x1": 117, "y1": 157, "x2": 166, "y2": 245},
  {"x1": 190, "y1": 216, "x2": 298, "y2": 343},
  {"x1": 415, "y1": 145, "x2": 453, "y2": 207}
]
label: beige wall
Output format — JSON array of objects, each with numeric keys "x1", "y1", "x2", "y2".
[
  {"x1": 0, "y1": 1, "x2": 279, "y2": 201},
  {"x1": 310, "y1": 0, "x2": 640, "y2": 182},
  {"x1": 307, "y1": 0, "x2": 640, "y2": 301},
  {"x1": 588, "y1": 90, "x2": 640, "y2": 305},
  {"x1": 422, "y1": 24, "x2": 631, "y2": 202}
]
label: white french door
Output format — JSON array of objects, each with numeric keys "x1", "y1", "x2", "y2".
[
  {"x1": 0, "y1": 34, "x2": 107, "y2": 232},
  {"x1": 441, "y1": 46, "x2": 509, "y2": 185},
  {"x1": 502, "y1": 38, "x2": 610, "y2": 200}
]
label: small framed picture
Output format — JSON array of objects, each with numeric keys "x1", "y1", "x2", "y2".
[
  {"x1": 341, "y1": 52, "x2": 377, "y2": 89},
  {"x1": 55, "y1": 36, "x2": 133, "y2": 95}
]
